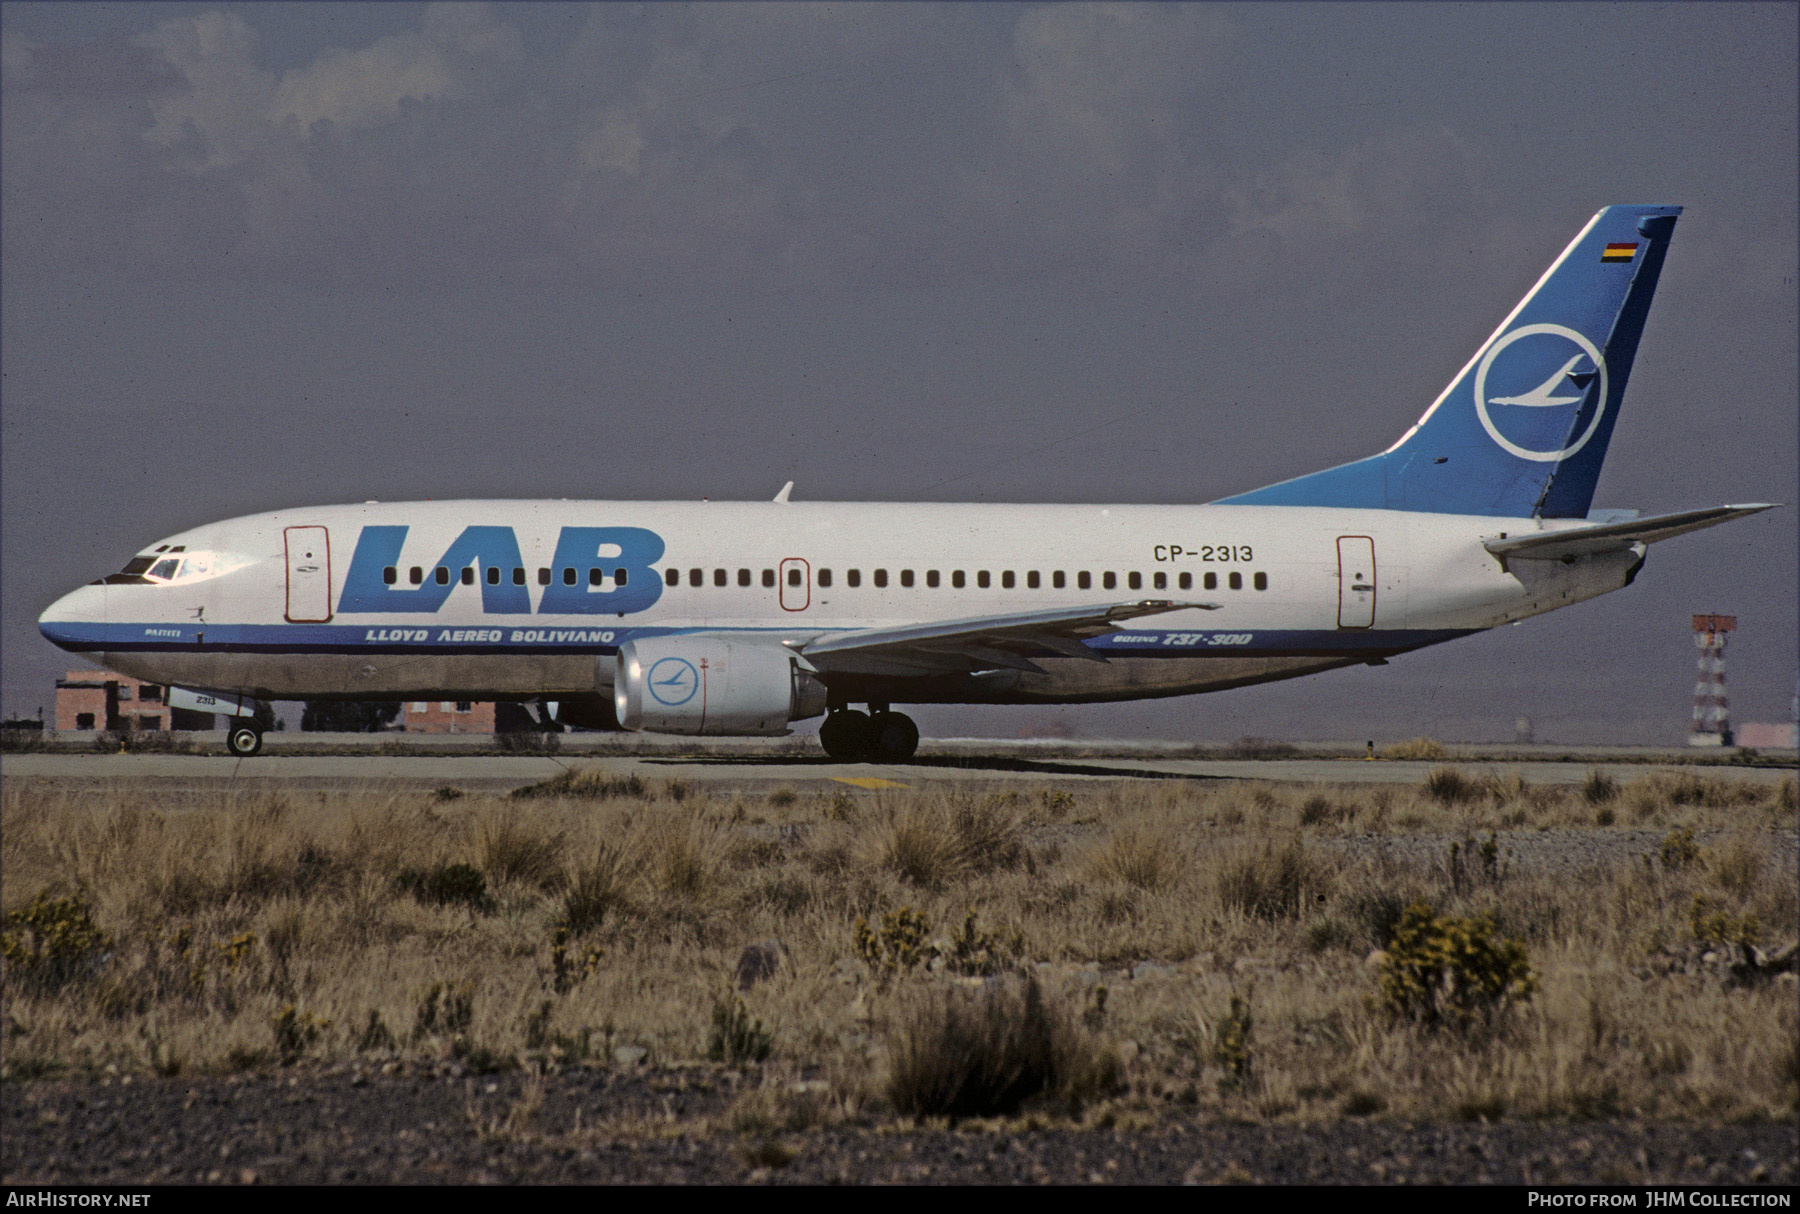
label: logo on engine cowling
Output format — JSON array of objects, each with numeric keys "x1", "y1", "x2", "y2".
[{"x1": 647, "y1": 656, "x2": 699, "y2": 707}]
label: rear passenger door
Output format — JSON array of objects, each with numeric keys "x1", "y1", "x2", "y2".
[{"x1": 1336, "y1": 536, "x2": 1375, "y2": 629}]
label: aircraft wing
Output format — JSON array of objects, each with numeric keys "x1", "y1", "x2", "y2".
[
  {"x1": 1484, "y1": 504, "x2": 1777, "y2": 563},
  {"x1": 794, "y1": 599, "x2": 1218, "y2": 676}
]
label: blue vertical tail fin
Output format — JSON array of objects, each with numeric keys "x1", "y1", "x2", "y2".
[{"x1": 1217, "y1": 205, "x2": 1682, "y2": 517}]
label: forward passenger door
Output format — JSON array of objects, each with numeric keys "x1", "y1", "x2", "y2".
[{"x1": 285, "y1": 526, "x2": 333, "y2": 623}]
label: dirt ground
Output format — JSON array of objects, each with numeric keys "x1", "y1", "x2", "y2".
[{"x1": 4, "y1": 1064, "x2": 1794, "y2": 1185}]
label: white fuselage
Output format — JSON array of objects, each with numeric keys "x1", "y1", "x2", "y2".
[{"x1": 39, "y1": 499, "x2": 1643, "y2": 708}]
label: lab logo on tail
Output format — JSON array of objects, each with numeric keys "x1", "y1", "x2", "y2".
[{"x1": 1473, "y1": 322, "x2": 1608, "y2": 463}]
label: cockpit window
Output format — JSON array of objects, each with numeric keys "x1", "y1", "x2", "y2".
[
  {"x1": 100, "y1": 550, "x2": 221, "y2": 586},
  {"x1": 99, "y1": 555, "x2": 157, "y2": 584}
]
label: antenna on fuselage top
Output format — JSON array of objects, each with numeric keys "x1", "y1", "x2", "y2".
[{"x1": 773, "y1": 481, "x2": 794, "y2": 504}]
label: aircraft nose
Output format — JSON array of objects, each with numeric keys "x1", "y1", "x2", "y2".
[{"x1": 38, "y1": 583, "x2": 106, "y2": 653}]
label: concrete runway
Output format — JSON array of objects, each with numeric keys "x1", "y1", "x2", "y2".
[{"x1": 4, "y1": 749, "x2": 1792, "y2": 795}]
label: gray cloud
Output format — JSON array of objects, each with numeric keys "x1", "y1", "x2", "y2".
[{"x1": 3, "y1": 4, "x2": 1448, "y2": 294}]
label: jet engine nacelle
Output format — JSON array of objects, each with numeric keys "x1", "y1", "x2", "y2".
[{"x1": 614, "y1": 637, "x2": 827, "y2": 736}]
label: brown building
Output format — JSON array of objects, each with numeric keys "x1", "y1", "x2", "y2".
[
  {"x1": 54, "y1": 670, "x2": 213, "y2": 732},
  {"x1": 402, "y1": 700, "x2": 497, "y2": 733}
]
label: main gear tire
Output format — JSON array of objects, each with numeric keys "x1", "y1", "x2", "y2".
[
  {"x1": 818, "y1": 709, "x2": 873, "y2": 761},
  {"x1": 868, "y1": 711, "x2": 919, "y2": 762}
]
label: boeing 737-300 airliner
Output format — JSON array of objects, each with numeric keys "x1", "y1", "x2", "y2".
[{"x1": 38, "y1": 205, "x2": 1776, "y2": 758}]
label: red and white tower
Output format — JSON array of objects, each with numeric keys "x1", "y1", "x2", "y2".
[{"x1": 1689, "y1": 614, "x2": 1736, "y2": 747}]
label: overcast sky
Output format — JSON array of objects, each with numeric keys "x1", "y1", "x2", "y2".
[{"x1": 3, "y1": 1, "x2": 1795, "y2": 743}]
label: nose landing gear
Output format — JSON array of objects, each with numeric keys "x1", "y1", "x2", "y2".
[
  {"x1": 226, "y1": 720, "x2": 264, "y2": 757},
  {"x1": 818, "y1": 706, "x2": 919, "y2": 762}
]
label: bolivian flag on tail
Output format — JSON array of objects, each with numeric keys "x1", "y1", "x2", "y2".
[{"x1": 1601, "y1": 242, "x2": 1638, "y2": 262}]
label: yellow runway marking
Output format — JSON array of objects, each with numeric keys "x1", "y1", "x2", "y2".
[{"x1": 831, "y1": 776, "x2": 909, "y2": 789}]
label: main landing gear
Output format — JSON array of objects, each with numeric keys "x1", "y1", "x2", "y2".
[
  {"x1": 818, "y1": 706, "x2": 919, "y2": 763},
  {"x1": 226, "y1": 720, "x2": 264, "y2": 757}
]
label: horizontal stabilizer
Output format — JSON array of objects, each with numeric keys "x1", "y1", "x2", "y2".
[
  {"x1": 1484, "y1": 504, "x2": 1777, "y2": 562},
  {"x1": 797, "y1": 599, "x2": 1216, "y2": 676}
]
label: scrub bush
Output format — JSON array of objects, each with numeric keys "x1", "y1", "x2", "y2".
[
  {"x1": 0, "y1": 890, "x2": 111, "y2": 991},
  {"x1": 707, "y1": 994, "x2": 773, "y2": 1064},
  {"x1": 853, "y1": 907, "x2": 932, "y2": 983},
  {"x1": 1378, "y1": 902, "x2": 1536, "y2": 1027}
]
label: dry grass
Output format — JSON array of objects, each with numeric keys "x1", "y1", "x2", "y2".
[
  {"x1": 1382, "y1": 737, "x2": 1448, "y2": 760},
  {"x1": 1, "y1": 766, "x2": 1794, "y2": 1125},
  {"x1": 884, "y1": 975, "x2": 1120, "y2": 1119}
]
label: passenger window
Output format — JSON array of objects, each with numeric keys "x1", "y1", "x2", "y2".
[
  {"x1": 1204, "y1": 572, "x2": 1217, "y2": 590},
  {"x1": 689, "y1": 568, "x2": 703, "y2": 587},
  {"x1": 513, "y1": 568, "x2": 526, "y2": 586},
  {"x1": 819, "y1": 569, "x2": 833, "y2": 588},
  {"x1": 874, "y1": 569, "x2": 888, "y2": 588},
  {"x1": 1128, "y1": 571, "x2": 1142, "y2": 590},
  {"x1": 665, "y1": 568, "x2": 680, "y2": 587},
  {"x1": 900, "y1": 570, "x2": 914, "y2": 587},
  {"x1": 1077, "y1": 571, "x2": 1091, "y2": 590},
  {"x1": 563, "y1": 568, "x2": 577, "y2": 586},
  {"x1": 486, "y1": 567, "x2": 500, "y2": 586},
  {"x1": 1002, "y1": 571, "x2": 1015, "y2": 589},
  {"x1": 1179, "y1": 572, "x2": 1192, "y2": 591},
  {"x1": 537, "y1": 568, "x2": 550, "y2": 586},
  {"x1": 847, "y1": 569, "x2": 860, "y2": 588},
  {"x1": 589, "y1": 568, "x2": 605, "y2": 586},
  {"x1": 383, "y1": 566, "x2": 398, "y2": 586},
  {"x1": 738, "y1": 569, "x2": 751, "y2": 587},
  {"x1": 1254, "y1": 572, "x2": 1268, "y2": 591},
  {"x1": 1153, "y1": 572, "x2": 1166, "y2": 590},
  {"x1": 714, "y1": 569, "x2": 727, "y2": 587},
  {"x1": 977, "y1": 571, "x2": 990, "y2": 589},
  {"x1": 1229, "y1": 571, "x2": 1243, "y2": 590},
  {"x1": 1103, "y1": 572, "x2": 1117, "y2": 590},
  {"x1": 927, "y1": 570, "x2": 940, "y2": 588},
  {"x1": 764, "y1": 569, "x2": 776, "y2": 588},
  {"x1": 787, "y1": 568, "x2": 802, "y2": 587},
  {"x1": 616, "y1": 568, "x2": 628, "y2": 586},
  {"x1": 436, "y1": 567, "x2": 451, "y2": 586},
  {"x1": 952, "y1": 571, "x2": 966, "y2": 589},
  {"x1": 1027, "y1": 571, "x2": 1040, "y2": 589},
  {"x1": 462, "y1": 567, "x2": 475, "y2": 586},
  {"x1": 1053, "y1": 571, "x2": 1066, "y2": 589},
  {"x1": 411, "y1": 567, "x2": 424, "y2": 585}
]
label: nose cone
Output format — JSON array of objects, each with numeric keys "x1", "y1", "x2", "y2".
[{"x1": 39, "y1": 584, "x2": 107, "y2": 653}]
